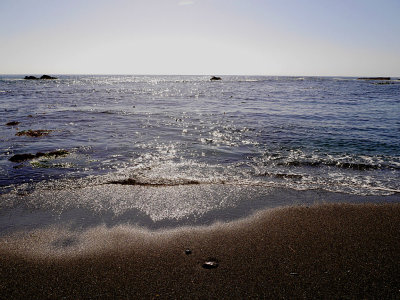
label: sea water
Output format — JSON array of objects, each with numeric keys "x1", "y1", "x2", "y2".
[{"x1": 0, "y1": 75, "x2": 399, "y2": 230}]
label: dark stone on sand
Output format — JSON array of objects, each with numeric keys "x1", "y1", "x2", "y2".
[
  {"x1": 24, "y1": 76, "x2": 39, "y2": 80},
  {"x1": 202, "y1": 258, "x2": 219, "y2": 269},
  {"x1": 16, "y1": 129, "x2": 52, "y2": 137},
  {"x1": 210, "y1": 76, "x2": 222, "y2": 81},
  {"x1": 9, "y1": 150, "x2": 69, "y2": 163},
  {"x1": 40, "y1": 75, "x2": 57, "y2": 80},
  {"x1": 185, "y1": 249, "x2": 192, "y2": 255},
  {"x1": 357, "y1": 77, "x2": 391, "y2": 80},
  {"x1": 9, "y1": 153, "x2": 36, "y2": 162},
  {"x1": 6, "y1": 121, "x2": 20, "y2": 126}
]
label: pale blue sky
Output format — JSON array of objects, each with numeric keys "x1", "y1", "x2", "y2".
[{"x1": 1, "y1": 0, "x2": 399, "y2": 76}]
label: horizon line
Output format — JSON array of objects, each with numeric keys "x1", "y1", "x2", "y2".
[{"x1": 1, "y1": 73, "x2": 399, "y2": 78}]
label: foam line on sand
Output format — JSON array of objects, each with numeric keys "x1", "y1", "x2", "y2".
[{"x1": 1, "y1": 203, "x2": 400, "y2": 298}]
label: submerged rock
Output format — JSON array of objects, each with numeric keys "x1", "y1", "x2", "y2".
[
  {"x1": 16, "y1": 129, "x2": 52, "y2": 137},
  {"x1": 210, "y1": 76, "x2": 222, "y2": 81},
  {"x1": 202, "y1": 258, "x2": 219, "y2": 269},
  {"x1": 6, "y1": 121, "x2": 20, "y2": 126}
]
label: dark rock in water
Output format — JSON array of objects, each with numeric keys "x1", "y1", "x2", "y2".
[
  {"x1": 16, "y1": 129, "x2": 52, "y2": 137},
  {"x1": 24, "y1": 76, "x2": 39, "y2": 80},
  {"x1": 46, "y1": 150, "x2": 69, "y2": 157},
  {"x1": 185, "y1": 249, "x2": 192, "y2": 255},
  {"x1": 40, "y1": 75, "x2": 57, "y2": 80},
  {"x1": 36, "y1": 150, "x2": 69, "y2": 159},
  {"x1": 202, "y1": 258, "x2": 219, "y2": 269},
  {"x1": 6, "y1": 121, "x2": 20, "y2": 126},
  {"x1": 210, "y1": 76, "x2": 222, "y2": 81},
  {"x1": 24, "y1": 75, "x2": 57, "y2": 80},
  {"x1": 9, "y1": 153, "x2": 36, "y2": 162},
  {"x1": 357, "y1": 77, "x2": 391, "y2": 80},
  {"x1": 9, "y1": 149, "x2": 69, "y2": 163}
]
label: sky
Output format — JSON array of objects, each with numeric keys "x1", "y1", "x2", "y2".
[{"x1": 1, "y1": 0, "x2": 399, "y2": 76}]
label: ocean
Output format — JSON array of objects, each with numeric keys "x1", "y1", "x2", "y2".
[{"x1": 1, "y1": 75, "x2": 399, "y2": 231}]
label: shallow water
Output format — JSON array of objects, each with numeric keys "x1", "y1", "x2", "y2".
[{"x1": 0, "y1": 75, "x2": 399, "y2": 231}]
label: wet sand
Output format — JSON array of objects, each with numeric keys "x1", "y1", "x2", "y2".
[{"x1": 1, "y1": 202, "x2": 399, "y2": 299}]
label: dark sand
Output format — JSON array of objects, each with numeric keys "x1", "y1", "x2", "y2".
[{"x1": 1, "y1": 203, "x2": 399, "y2": 299}]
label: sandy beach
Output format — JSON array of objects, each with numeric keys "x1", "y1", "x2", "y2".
[{"x1": 1, "y1": 202, "x2": 399, "y2": 299}]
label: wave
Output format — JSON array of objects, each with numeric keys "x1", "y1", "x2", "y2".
[{"x1": 276, "y1": 160, "x2": 399, "y2": 171}]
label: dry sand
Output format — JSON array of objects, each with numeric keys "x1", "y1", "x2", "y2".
[{"x1": 0, "y1": 202, "x2": 399, "y2": 299}]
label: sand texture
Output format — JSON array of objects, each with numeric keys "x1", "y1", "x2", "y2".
[{"x1": 0, "y1": 203, "x2": 399, "y2": 299}]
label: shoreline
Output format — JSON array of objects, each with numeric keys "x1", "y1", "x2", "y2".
[
  {"x1": 1, "y1": 185, "x2": 400, "y2": 235},
  {"x1": 1, "y1": 202, "x2": 400, "y2": 298}
]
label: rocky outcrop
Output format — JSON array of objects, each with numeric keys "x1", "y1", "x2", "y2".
[
  {"x1": 40, "y1": 75, "x2": 57, "y2": 79},
  {"x1": 210, "y1": 76, "x2": 222, "y2": 81},
  {"x1": 24, "y1": 75, "x2": 57, "y2": 80}
]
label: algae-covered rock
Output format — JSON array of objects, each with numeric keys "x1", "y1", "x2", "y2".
[
  {"x1": 9, "y1": 150, "x2": 69, "y2": 163},
  {"x1": 16, "y1": 129, "x2": 53, "y2": 137}
]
